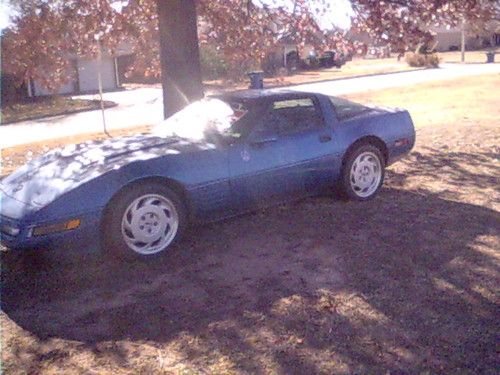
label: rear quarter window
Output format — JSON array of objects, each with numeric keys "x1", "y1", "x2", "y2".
[
  {"x1": 330, "y1": 97, "x2": 370, "y2": 121},
  {"x1": 273, "y1": 98, "x2": 314, "y2": 110}
]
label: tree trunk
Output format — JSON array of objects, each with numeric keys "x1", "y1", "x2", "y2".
[{"x1": 157, "y1": 0, "x2": 203, "y2": 118}]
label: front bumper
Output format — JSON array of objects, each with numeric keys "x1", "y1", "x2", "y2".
[{"x1": 0, "y1": 211, "x2": 102, "y2": 251}]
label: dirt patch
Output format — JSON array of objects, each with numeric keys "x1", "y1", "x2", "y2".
[{"x1": 1, "y1": 75, "x2": 499, "y2": 374}]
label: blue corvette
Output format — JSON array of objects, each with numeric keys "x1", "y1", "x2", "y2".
[{"x1": 0, "y1": 89, "x2": 415, "y2": 259}]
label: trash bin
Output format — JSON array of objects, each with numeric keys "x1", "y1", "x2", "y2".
[
  {"x1": 486, "y1": 52, "x2": 495, "y2": 63},
  {"x1": 248, "y1": 71, "x2": 264, "y2": 89}
]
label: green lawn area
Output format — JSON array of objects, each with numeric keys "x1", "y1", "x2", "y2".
[{"x1": 1, "y1": 97, "x2": 116, "y2": 125}]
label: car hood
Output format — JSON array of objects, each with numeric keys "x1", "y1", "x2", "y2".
[{"x1": 0, "y1": 134, "x2": 183, "y2": 208}]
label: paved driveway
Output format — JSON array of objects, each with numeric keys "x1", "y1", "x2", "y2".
[
  {"x1": 1, "y1": 63, "x2": 499, "y2": 148},
  {"x1": 0, "y1": 87, "x2": 164, "y2": 149}
]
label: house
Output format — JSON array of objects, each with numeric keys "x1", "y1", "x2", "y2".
[
  {"x1": 432, "y1": 26, "x2": 472, "y2": 51},
  {"x1": 345, "y1": 19, "x2": 500, "y2": 55},
  {"x1": 345, "y1": 30, "x2": 391, "y2": 58},
  {"x1": 28, "y1": 42, "x2": 133, "y2": 97},
  {"x1": 432, "y1": 21, "x2": 500, "y2": 52}
]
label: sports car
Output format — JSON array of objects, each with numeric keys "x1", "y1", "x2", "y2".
[{"x1": 0, "y1": 89, "x2": 415, "y2": 260}]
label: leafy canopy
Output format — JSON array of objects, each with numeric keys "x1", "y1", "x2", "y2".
[{"x1": 2, "y1": 0, "x2": 496, "y2": 90}]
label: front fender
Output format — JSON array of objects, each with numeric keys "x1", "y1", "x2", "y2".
[{"x1": 28, "y1": 155, "x2": 197, "y2": 225}]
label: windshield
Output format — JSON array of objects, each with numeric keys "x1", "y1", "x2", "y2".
[{"x1": 151, "y1": 98, "x2": 248, "y2": 141}]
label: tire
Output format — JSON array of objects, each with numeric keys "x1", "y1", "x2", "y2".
[
  {"x1": 341, "y1": 144, "x2": 385, "y2": 201},
  {"x1": 102, "y1": 182, "x2": 187, "y2": 261}
]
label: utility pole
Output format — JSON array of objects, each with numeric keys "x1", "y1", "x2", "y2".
[
  {"x1": 95, "y1": 33, "x2": 111, "y2": 137},
  {"x1": 461, "y1": 17, "x2": 466, "y2": 63},
  {"x1": 156, "y1": 0, "x2": 203, "y2": 119}
]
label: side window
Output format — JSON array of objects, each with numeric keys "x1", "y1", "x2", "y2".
[
  {"x1": 329, "y1": 97, "x2": 369, "y2": 121},
  {"x1": 227, "y1": 102, "x2": 251, "y2": 138},
  {"x1": 253, "y1": 110, "x2": 283, "y2": 135},
  {"x1": 271, "y1": 98, "x2": 324, "y2": 135}
]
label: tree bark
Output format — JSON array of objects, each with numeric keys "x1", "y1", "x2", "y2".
[{"x1": 156, "y1": 0, "x2": 203, "y2": 118}]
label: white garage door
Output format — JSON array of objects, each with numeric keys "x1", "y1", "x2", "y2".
[{"x1": 77, "y1": 57, "x2": 116, "y2": 92}]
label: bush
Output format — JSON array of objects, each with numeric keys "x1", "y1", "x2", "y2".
[
  {"x1": 405, "y1": 52, "x2": 440, "y2": 68},
  {"x1": 200, "y1": 44, "x2": 228, "y2": 80}
]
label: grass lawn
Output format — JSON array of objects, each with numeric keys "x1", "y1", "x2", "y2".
[
  {"x1": 209, "y1": 49, "x2": 499, "y2": 91},
  {"x1": 268, "y1": 49, "x2": 500, "y2": 89},
  {"x1": 346, "y1": 73, "x2": 499, "y2": 132},
  {"x1": 439, "y1": 48, "x2": 500, "y2": 64},
  {"x1": 1, "y1": 96, "x2": 117, "y2": 125},
  {"x1": 266, "y1": 56, "x2": 420, "y2": 87},
  {"x1": 1, "y1": 74, "x2": 499, "y2": 374},
  {"x1": 202, "y1": 56, "x2": 420, "y2": 91},
  {"x1": 345, "y1": 73, "x2": 500, "y2": 212}
]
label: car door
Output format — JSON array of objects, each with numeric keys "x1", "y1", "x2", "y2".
[
  {"x1": 276, "y1": 95, "x2": 341, "y2": 195},
  {"x1": 228, "y1": 107, "x2": 294, "y2": 210}
]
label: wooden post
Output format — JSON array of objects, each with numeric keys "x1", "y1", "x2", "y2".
[
  {"x1": 461, "y1": 17, "x2": 466, "y2": 63},
  {"x1": 157, "y1": 0, "x2": 203, "y2": 118},
  {"x1": 96, "y1": 35, "x2": 110, "y2": 137}
]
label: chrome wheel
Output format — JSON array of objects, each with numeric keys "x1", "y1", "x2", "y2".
[
  {"x1": 349, "y1": 151, "x2": 382, "y2": 198},
  {"x1": 121, "y1": 194, "x2": 179, "y2": 255}
]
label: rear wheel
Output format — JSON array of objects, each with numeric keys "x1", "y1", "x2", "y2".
[
  {"x1": 341, "y1": 144, "x2": 385, "y2": 201},
  {"x1": 102, "y1": 183, "x2": 187, "y2": 261}
]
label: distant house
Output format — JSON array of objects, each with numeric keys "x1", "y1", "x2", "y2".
[
  {"x1": 432, "y1": 26, "x2": 472, "y2": 52},
  {"x1": 432, "y1": 21, "x2": 500, "y2": 52},
  {"x1": 29, "y1": 42, "x2": 133, "y2": 97},
  {"x1": 265, "y1": 40, "x2": 299, "y2": 72},
  {"x1": 346, "y1": 21, "x2": 500, "y2": 55},
  {"x1": 345, "y1": 30, "x2": 391, "y2": 58}
]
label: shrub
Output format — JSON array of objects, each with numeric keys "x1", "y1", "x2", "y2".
[
  {"x1": 405, "y1": 52, "x2": 440, "y2": 68},
  {"x1": 423, "y1": 53, "x2": 440, "y2": 67},
  {"x1": 200, "y1": 44, "x2": 228, "y2": 80}
]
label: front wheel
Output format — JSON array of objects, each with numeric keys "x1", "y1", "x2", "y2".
[
  {"x1": 341, "y1": 144, "x2": 385, "y2": 201},
  {"x1": 102, "y1": 183, "x2": 187, "y2": 260}
]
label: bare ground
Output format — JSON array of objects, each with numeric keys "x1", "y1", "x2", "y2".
[{"x1": 1, "y1": 75, "x2": 499, "y2": 374}]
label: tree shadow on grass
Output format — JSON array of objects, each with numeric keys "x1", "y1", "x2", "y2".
[
  {"x1": 389, "y1": 146, "x2": 500, "y2": 193},
  {"x1": 2, "y1": 188, "x2": 498, "y2": 374},
  {"x1": 2, "y1": 148, "x2": 499, "y2": 374}
]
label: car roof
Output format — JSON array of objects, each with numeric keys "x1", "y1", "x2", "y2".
[{"x1": 214, "y1": 88, "x2": 324, "y2": 105}]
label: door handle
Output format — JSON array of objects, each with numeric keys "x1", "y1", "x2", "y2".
[
  {"x1": 250, "y1": 138, "x2": 277, "y2": 148},
  {"x1": 319, "y1": 134, "x2": 332, "y2": 143}
]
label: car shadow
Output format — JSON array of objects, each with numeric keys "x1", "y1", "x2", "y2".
[{"x1": 2, "y1": 184, "x2": 498, "y2": 373}]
